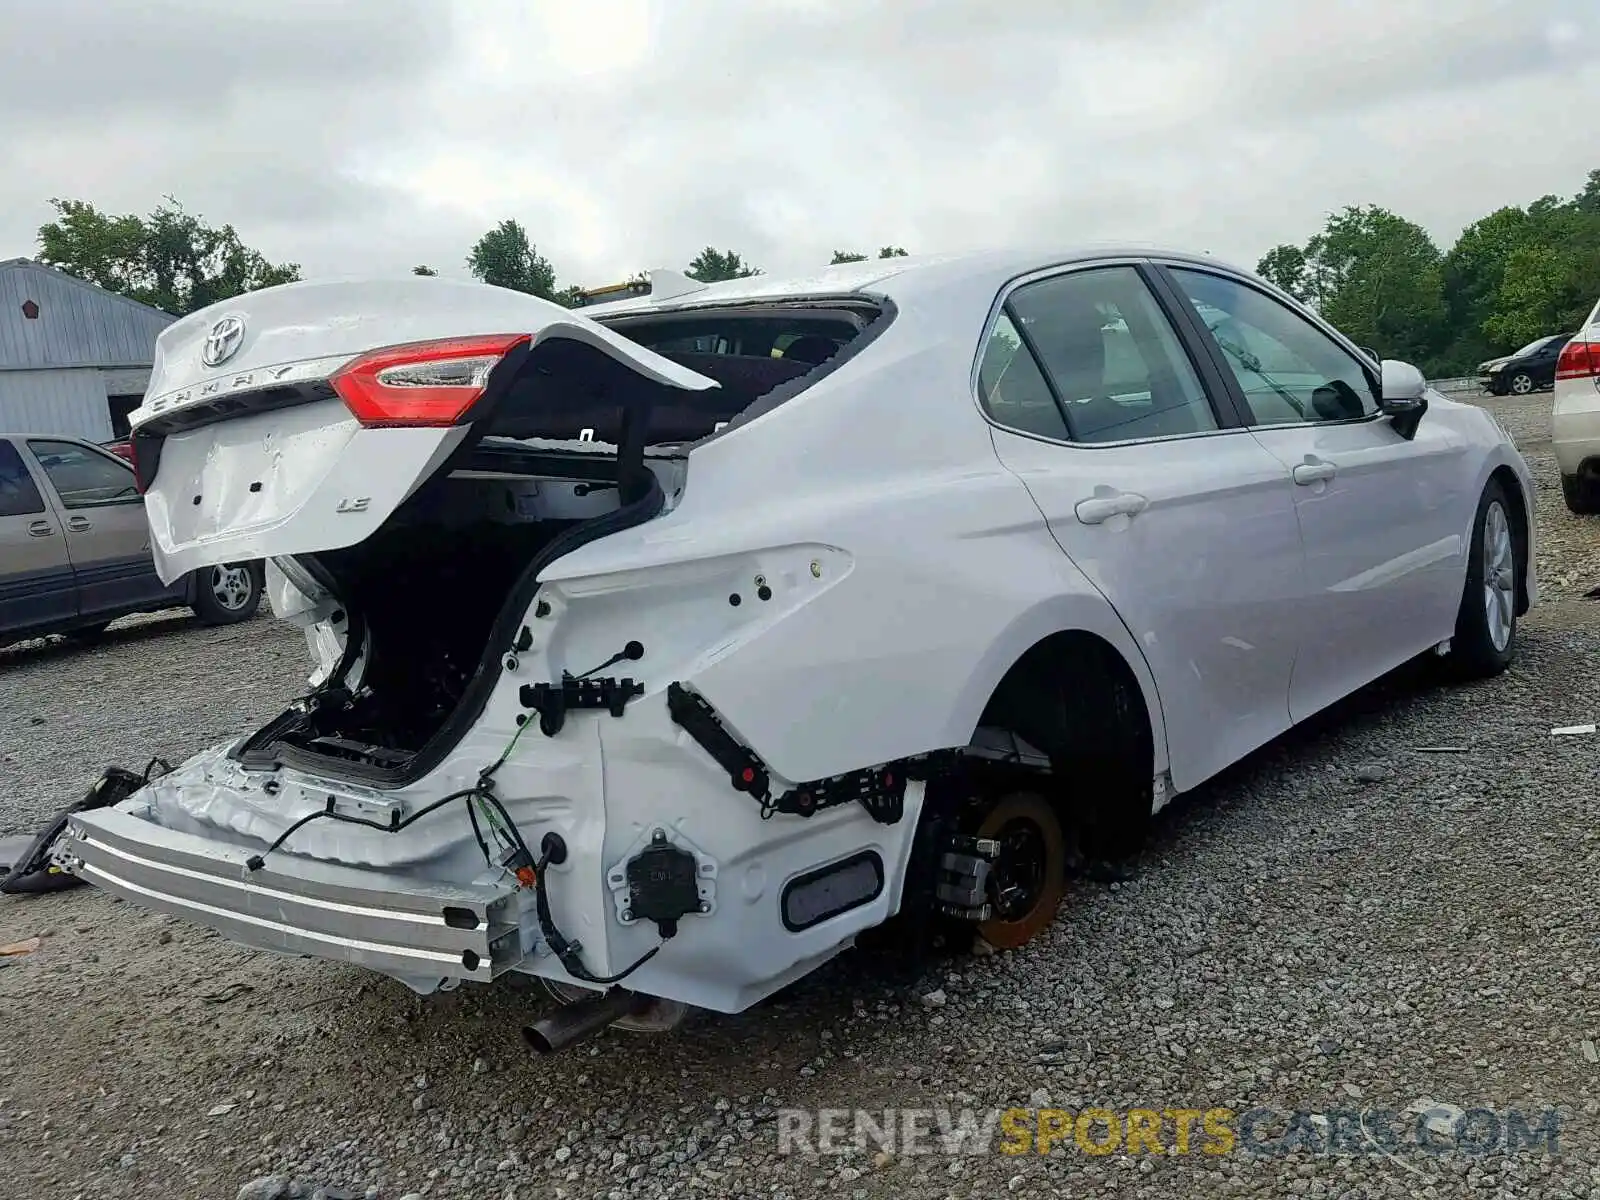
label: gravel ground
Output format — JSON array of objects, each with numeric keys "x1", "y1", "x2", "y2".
[{"x1": 2, "y1": 390, "x2": 1599, "y2": 1200}]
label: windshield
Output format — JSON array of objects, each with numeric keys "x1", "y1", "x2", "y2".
[{"x1": 1513, "y1": 336, "x2": 1554, "y2": 357}]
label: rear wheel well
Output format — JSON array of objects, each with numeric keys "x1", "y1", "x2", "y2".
[
  {"x1": 883, "y1": 631, "x2": 1157, "y2": 957},
  {"x1": 973, "y1": 630, "x2": 1155, "y2": 859},
  {"x1": 1488, "y1": 466, "x2": 1530, "y2": 616}
]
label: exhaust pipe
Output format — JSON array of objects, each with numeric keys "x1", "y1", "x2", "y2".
[{"x1": 522, "y1": 986, "x2": 647, "y2": 1054}]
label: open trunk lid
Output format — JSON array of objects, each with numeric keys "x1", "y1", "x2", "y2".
[{"x1": 131, "y1": 278, "x2": 717, "y2": 582}]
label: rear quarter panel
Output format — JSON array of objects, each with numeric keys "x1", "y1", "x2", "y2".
[{"x1": 538, "y1": 321, "x2": 1171, "y2": 786}]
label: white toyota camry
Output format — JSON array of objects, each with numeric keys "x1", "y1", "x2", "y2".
[{"x1": 57, "y1": 247, "x2": 1535, "y2": 1050}]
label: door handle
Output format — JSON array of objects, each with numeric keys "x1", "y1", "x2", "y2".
[
  {"x1": 65, "y1": 516, "x2": 92, "y2": 532},
  {"x1": 1292, "y1": 460, "x2": 1337, "y2": 486},
  {"x1": 1075, "y1": 490, "x2": 1149, "y2": 525},
  {"x1": 27, "y1": 520, "x2": 55, "y2": 537}
]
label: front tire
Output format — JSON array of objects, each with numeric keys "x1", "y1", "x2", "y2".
[
  {"x1": 1443, "y1": 481, "x2": 1519, "y2": 680},
  {"x1": 192, "y1": 562, "x2": 262, "y2": 625},
  {"x1": 1508, "y1": 372, "x2": 1534, "y2": 395},
  {"x1": 1562, "y1": 474, "x2": 1600, "y2": 515}
]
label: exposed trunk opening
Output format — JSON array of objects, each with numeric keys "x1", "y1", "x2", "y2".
[
  {"x1": 225, "y1": 299, "x2": 893, "y2": 785},
  {"x1": 235, "y1": 446, "x2": 669, "y2": 781}
]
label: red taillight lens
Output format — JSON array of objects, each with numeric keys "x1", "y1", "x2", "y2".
[
  {"x1": 129, "y1": 436, "x2": 149, "y2": 493},
  {"x1": 1556, "y1": 339, "x2": 1598, "y2": 381},
  {"x1": 331, "y1": 333, "x2": 531, "y2": 427}
]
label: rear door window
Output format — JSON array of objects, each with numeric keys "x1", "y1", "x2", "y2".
[
  {"x1": 982, "y1": 265, "x2": 1222, "y2": 444},
  {"x1": 26, "y1": 440, "x2": 140, "y2": 508},
  {"x1": 0, "y1": 441, "x2": 45, "y2": 517},
  {"x1": 977, "y1": 314, "x2": 1070, "y2": 439}
]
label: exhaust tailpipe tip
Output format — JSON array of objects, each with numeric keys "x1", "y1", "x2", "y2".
[{"x1": 522, "y1": 986, "x2": 646, "y2": 1055}]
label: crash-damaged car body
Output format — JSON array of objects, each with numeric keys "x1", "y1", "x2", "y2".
[{"x1": 57, "y1": 249, "x2": 1536, "y2": 1043}]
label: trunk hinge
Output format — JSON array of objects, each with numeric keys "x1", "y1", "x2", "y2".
[{"x1": 665, "y1": 682, "x2": 908, "y2": 824}]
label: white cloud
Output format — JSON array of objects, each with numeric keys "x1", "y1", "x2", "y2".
[{"x1": 1, "y1": 0, "x2": 1595, "y2": 291}]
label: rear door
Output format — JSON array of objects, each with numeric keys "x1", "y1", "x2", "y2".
[
  {"x1": 1533, "y1": 336, "x2": 1570, "y2": 389},
  {"x1": 24, "y1": 438, "x2": 177, "y2": 617},
  {"x1": 1158, "y1": 264, "x2": 1469, "y2": 722},
  {"x1": 0, "y1": 437, "x2": 77, "y2": 634},
  {"x1": 979, "y1": 261, "x2": 1306, "y2": 791},
  {"x1": 132, "y1": 278, "x2": 717, "y2": 583}
]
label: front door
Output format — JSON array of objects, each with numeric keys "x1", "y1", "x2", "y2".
[
  {"x1": 977, "y1": 262, "x2": 1306, "y2": 791},
  {"x1": 0, "y1": 437, "x2": 76, "y2": 635},
  {"x1": 24, "y1": 438, "x2": 177, "y2": 618},
  {"x1": 1161, "y1": 265, "x2": 1470, "y2": 723}
]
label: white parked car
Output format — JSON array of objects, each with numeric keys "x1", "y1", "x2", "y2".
[
  {"x1": 57, "y1": 249, "x2": 1535, "y2": 1050},
  {"x1": 1551, "y1": 294, "x2": 1600, "y2": 513}
]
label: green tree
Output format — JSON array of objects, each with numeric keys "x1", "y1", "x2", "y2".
[
  {"x1": 1482, "y1": 209, "x2": 1600, "y2": 346},
  {"x1": 1255, "y1": 244, "x2": 1310, "y2": 301},
  {"x1": 834, "y1": 247, "x2": 909, "y2": 265},
  {"x1": 1307, "y1": 206, "x2": 1447, "y2": 367},
  {"x1": 37, "y1": 197, "x2": 300, "y2": 315},
  {"x1": 1262, "y1": 165, "x2": 1600, "y2": 374},
  {"x1": 1576, "y1": 168, "x2": 1600, "y2": 215},
  {"x1": 467, "y1": 219, "x2": 560, "y2": 298},
  {"x1": 412, "y1": 264, "x2": 438, "y2": 276},
  {"x1": 1437, "y1": 206, "x2": 1537, "y2": 366},
  {"x1": 685, "y1": 247, "x2": 761, "y2": 282}
]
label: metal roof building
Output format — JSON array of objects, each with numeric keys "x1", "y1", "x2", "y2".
[{"x1": 0, "y1": 258, "x2": 176, "y2": 442}]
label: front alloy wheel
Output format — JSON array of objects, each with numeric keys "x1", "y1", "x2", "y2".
[
  {"x1": 1442, "y1": 479, "x2": 1518, "y2": 680},
  {"x1": 1482, "y1": 500, "x2": 1515, "y2": 653},
  {"x1": 1509, "y1": 372, "x2": 1534, "y2": 395}
]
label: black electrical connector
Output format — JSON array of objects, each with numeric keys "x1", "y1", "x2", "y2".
[{"x1": 531, "y1": 832, "x2": 660, "y2": 985}]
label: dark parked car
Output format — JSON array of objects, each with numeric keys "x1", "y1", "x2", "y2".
[
  {"x1": 1478, "y1": 333, "x2": 1573, "y2": 396},
  {"x1": 0, "y1": 433, "x2": 262, "y2": 645}
]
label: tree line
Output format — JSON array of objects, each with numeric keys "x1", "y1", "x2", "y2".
[
  {"x1": 30, "y1": 198, "x2": 912, "y2": 315},
  {"x1": 33, "y1": 167, "x2": 1598, "y2": 377},
  {"x1": 1256, "y1": 168, "x2": 1600, "y2": 375}
]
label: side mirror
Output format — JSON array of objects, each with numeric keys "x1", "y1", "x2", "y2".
[{"x1": 1378, "y1": 359, "x2": 1428, "y2": 440}]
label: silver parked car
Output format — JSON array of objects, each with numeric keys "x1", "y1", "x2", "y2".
[{"x1": 0, "y1": 433, "x2": 262, "y2": 643}]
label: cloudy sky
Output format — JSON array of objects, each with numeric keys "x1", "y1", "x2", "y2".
[{"x1": 1, "y1": 0, "x2": 1595, "y2": 291}]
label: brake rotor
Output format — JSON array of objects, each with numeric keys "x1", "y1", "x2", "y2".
[
  {"x1": 537, "y1": 978, "x2": 690, "y2": 1034},
  {"x1": 974, "y1": 792, "x2": 1067, "y2": 950}
]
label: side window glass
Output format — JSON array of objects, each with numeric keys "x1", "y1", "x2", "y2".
[
  {"x1": 1006, "y1": 267, "x2": 1220, "y2": 444},
  {"x1": 26, "y1": 440, "x2": 139, "y2": 508},
  {"x1": 1170, "y1": 268, "x2": 1380, "y2": 426},
  {"x1": 0, "y1": 441, "x2": 45, "y2": 517},
  {"x1": 977, "y1": 313, "x2": 1070, "y2": 440}
]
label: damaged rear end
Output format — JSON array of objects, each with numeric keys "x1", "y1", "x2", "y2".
[{"x1": 58, "y1": 275, "x2": 907, "y2": 1023}]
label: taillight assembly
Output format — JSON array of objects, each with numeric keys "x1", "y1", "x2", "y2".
[
  {"x1": 1556, "y1": 338, "x2": 1598, "y2": 382},
  {"x1": 129, "y1": 432, "x2": 160, "y2": 494},
  {"x1": 331, "y1": 333, "x2": 531, "y2": 428}
]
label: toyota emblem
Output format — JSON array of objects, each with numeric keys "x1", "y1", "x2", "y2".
[{"x1": 201, "y1": 315, "x2": 246, "y2": 367}]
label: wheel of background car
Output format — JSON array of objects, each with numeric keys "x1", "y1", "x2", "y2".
[
  {"x1": 1442, "y1": 479, "x2": 1518, "y2": 680},
  {"x1": 1509, "y1": 372, "x2": 1534, "y2": 395},
  {"x1": 974, "y1": 791, "x2": 1067, "y2": 950},
  {"x1": 1561, "y1": 474, "x2": 1600, "y2": 516},
  {"x1": 192, "y1": 562, "x2": 262, "y2": 626}
]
